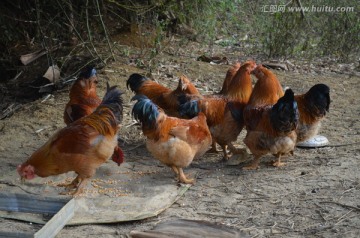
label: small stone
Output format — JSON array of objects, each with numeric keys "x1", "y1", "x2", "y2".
[{"x1": 311, "y1": 188, "x2": 319, "y2": 193}]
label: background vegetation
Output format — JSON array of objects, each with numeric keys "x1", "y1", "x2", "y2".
[{"x1": 0, "y1": 0, "x2": 359, "y2": 81}]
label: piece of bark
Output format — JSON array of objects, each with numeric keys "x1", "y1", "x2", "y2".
[
  {"x1": 20, "y1": 50, "x2": 47, "y2": 65},
  {"x1": 262, "y1": 62, "x2": 288, "y2": 71}
]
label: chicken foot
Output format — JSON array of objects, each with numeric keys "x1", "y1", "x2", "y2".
[
  {"x1": 228, "y1": 143, "x2": 247, "y2": 155},
  {"x1": 207, "y1": 140, "x2": 220, "y2": 153},
  {"x1": 177, "y1": 167, "x2": 194, "y2": 184},
  {"x1": 220, "y1": 144, "x2": 231, "y2": 160},
  {"x1": 222, "y1": 144, "x2": 248, "y2": 161},
  {"x1": 60, "y1": 177, "x2": 89, "y2": 196},
  {"x1": 57, "y1": 175, "x2": 80, "y2": 190},
  {"x1": 272, "y1": 154, "x2": 286, "y2": 167}
]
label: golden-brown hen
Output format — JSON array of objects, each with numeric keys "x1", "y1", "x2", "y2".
[
  {"x1": 218, "y1": 62, "x2": 241, "y2": 95},
  {"x1": 17, "y1": 86, "x2": 124, "y2": 196},
  {"x1": 179, "y1": 61, "x2": 257, "y2": 159},
  {"x1": 132, "y1": 95, "x2": 211, "y2": 184},
  {"x1": 248, "y1": 65, "x2": 284, "y2": 107}
]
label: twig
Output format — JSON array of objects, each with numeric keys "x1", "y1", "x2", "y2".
[
  {"x1": 197, "y1": 212, "x2": 241, "y2": 218},
  {"x1": 124, "y1": 143, "x2": 145, "y2": 152},
  {"x1": 239, "y1": 179, "x2": 270, "y2": 198},
  {"x1": 95, "y1": 0, "x2": 115, "y2": 61},
  {"x1": 46, "y1": 58, "x2": 98, "y2": 89},
  {"x1": 320, "y1": 201, "x2": 360, "y2": 211},
  {"x1": 125, "y1": 122, "x2": 139, "y2": 128},
  {"x1": 41, "y1": 94, "x2": 52, "y2": 103},
  {"x1": 35, "y1": 126, "x2": 51, "y2": 134},
  {"x1": 86, "y1": 0, "x2": 105, "y2": 64},
  {"x1": 323, "y1": 142, "x2": 360, "y2": 147},
  {"x1": 334, "y1": 210, "x2": 353, "y2": 226},
  {"x1": 55, "y1": 0, "x2": 95, "y2": 58},
  {"x1": 295, "y1": 0, "x2": 305, "y2": 19},
  {"x1": 0, "y1": 104, "x2": 22, "y2": 120},
  {"x1": 9, "y1": 71, "x2": 23, "y2": 81},
  {"x1": 271, "y1": 221, "x2": 277, "y2": 230},
  {"x1": 342, "y1": 187, "x2": 355, "y2": 194},
  {"x1": 314, "y1": 203, "x2": 328, "y2": 222}
]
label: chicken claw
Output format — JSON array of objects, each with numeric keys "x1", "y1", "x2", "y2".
[
  {"x1": 220, "y1": 145, "x2": 231, "y2": 160},
  {"x1": 178, "y1": 168, "x2": 195, "y2": 184},
  {"x1": 207, "y1": 141, "x2": 220, "y2": 153},
  {"x1": 57, "y1": 176, "x2": 80, "y2": 190},
  {"x1": 60, "y1": 177, "x2": 88, "y2": 197},
  {"x1": 272, "y1": 157, "x2": 286, "y2": 167}
]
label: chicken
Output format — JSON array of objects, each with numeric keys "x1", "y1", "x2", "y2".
[
  {"x1": 178, "y1": 61, "x2": 257, "y2": 159},
  {"x1": 131, "y1": 95, "x2": 211, "y2": 184},
  {"x1": 295, "y1": 84, "x2": 330, "y2": 143},
  {"x1": 222, "y1": 61, "x2": 256, "y2": 102},
  {"x1": 179, "y1": 96, "x2": 246, "y2": 160},
  {"x1": 243, "y1": 89, "x2": 299, "y2": 170},
  {"x1": 64, "y1": 67, "x2": 101, "y2": 125},
  {"x1": 248, "y1": 65, "x2": 284, "y2": 106},
  {"x1": 17, "y1": 86, "x2": 124, "y2": 196},
  {"x1": 63, "y1": 69, "x2": 123, "y2": 166},
  {"x1": 127, "y1": 73, "x2": 200, "y2": 116},
  {"x1": 218, "y1": 62, "x2": 241, "y2": 95}
]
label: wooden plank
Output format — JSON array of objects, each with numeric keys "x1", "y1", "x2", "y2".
[
  {"x1": 0, "y1": 231, "x2": 33, "y2": 238},
  {"x1": 0, "y1": 193, "x2": 69, "y2": 215},
  {"x1": 34, "y1": 199, "x2": 76, "y2": 238}
]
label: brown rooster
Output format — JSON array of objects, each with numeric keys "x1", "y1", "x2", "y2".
[{"x1": 17, "y1": 86, "x2": 124, "y2": 196}]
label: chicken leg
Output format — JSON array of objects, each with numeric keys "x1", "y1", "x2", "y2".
[
  {"x1": 171, "y1": 166, "x2": 179, "y2": 175},
  {"x1": 221, "y1": 144, "x2": 231, "y2": 160},
  {"x1": 58, "y1": 175, "x2": 80, "y2": 190},
  {"x1": 272, "y1": 154, "x2": 286, "y2": 167},
  {"x1": 228, "y1": 143, "x2": 247, "y2": 155},
  {"x1": 178, "y1": 168, "x2": 194, "y2": 184},
  {"x1": 207, "y1": 140, "x2": 219, "y2": 153},
  {"x1": 60, "y1": 177, "x2": 89, "y2": 196}
]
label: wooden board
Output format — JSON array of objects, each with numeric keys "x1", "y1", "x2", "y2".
[{"x1": 0, "y1": 193, "x2": 75, "y2": 238}]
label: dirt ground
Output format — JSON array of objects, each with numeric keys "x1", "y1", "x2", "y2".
[{"x1": 0, "y1": 41, "x2": 359, "y2": 237}]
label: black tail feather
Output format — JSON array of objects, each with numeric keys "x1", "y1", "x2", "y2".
[
  {"x1": 101, "y1": 85, "x2": 124, "y2": 123},
  {"x1": 127, "y1": 73, "x2": 148, "y2": 93},
  {"x1": 131, "y1": 95, "x2": 159, "y2": 128},
  {"x1": 305, "y1": 84, "x2": 330, "y2": 115},
  {"x1": 179, "y1": 100, "x2": 200, "y2": 118},
  {"x1": 227, "y1": 102, "x2": 244, "y2": 123},
  {"x1": 270, "y1": 89, "x2": 299, "y2": 133}
]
